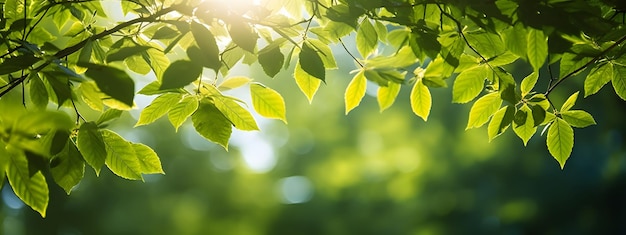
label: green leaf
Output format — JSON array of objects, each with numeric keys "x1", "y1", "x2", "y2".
[
  {"x1": 547, "y1": 118, "x2": 574, "y2": 169},
  {"x1": 190, "y1": 22, "x2": 221, "y2": 72},
  {"x1": 78, "y1": 81, "x2": 104, "y2": 111},
  {"x1": 96, "y1": 109, "x2": 124, "y2": 126},
  {"x1": 229, "y1": 20, "x2": 258, "y2": 52},
  {"x1": 106, "y1": 46, "x2": 151, "y2": 63},
  {"x1": 307, "y1": 39, "x2": 338, "y2": 69},
  {"x1": 76, "y1": 122, "x2": 107, "y2": 175},
  {"x1": 41, "y1": 71, "x2": 72, "y2": 106},
  {"x1": 513, "y1": 104, "x2": 537, "y2": 146},
  {"x1": 0, "y1": 54, "x2": 40, "y2": 75},
  {"x1": 136, "y1": 93, "x2": 183, "y2": 126},
  {"x1": 6, "y1": 151, "x2": 49, "y2": 217},
  {"x1": 192, "y1": 102, "x2": 232, "y2": 150},
  {"x1": 218, "y1": 76, "x2": 252, "y2": 91},
  {"x1": 213, "y1": 96, "x2": 259, "y2": 131},
  {"x1": 377, "y1": 82, "x2": 400, "y2": 112},
  {"x1": 520, "y1": 72, "x2": 539, "y2": 96},
  {"x1": 466, "y1": 92, "x2": 502, "y2": 129},
  {"x1": 152, "y1": 26, "x2": 179, "y2": 39},
  {"x1": 83, "y1": 64, "x2": 135, "y2": 107},
  {"x1": 102, "y1": 130, "x2": 142, "y2": 180},
  {"x1": 356, "y1": 19, "x2": 378, "y2": 57},
  {"x1": 294, "y1": 61, "x2": 321, "y2": 103},
  {"x1": 138, "y1": 81, "x2": 183, "y2": 95},
  {"x1": 612, "y1": 65, "x2": 626, "y2": 101},
  {"x1": 561, "y1": 91, "x2": 579, "y2": 112},
  {"x1": 299, "y1": 42, "x2": 326, "y2": 82},
  {"x1": 410, "y1": 78, "x2": 431, "y2": 121},
  {"x1": 584, "y1": 62, "x2": 613, "y2": 97},
  {"x1": 168, "y1": 95, "x2": 199, "y2": 131},
  {"x1": 502, "y1": 23, "x2": 527, "y2": 58},
  {"x1": 453, "y1": 65, "x2": 487, "y2": 103},
  {"x1": 258, "y1": 44, "x2": 285, "y2": 77},
  {"x1": 527, "y1": 28, "x2": 548, "y2": 71},
  {"x1": 143, "y1": 48, "x2": 171, "y2": 79},
  {"x1": 131, "y1": 143, "x2": 164, "y2": 175},
  {"x1": 29, "y1": 73, "x2": 49, "y2": 109},
  {"x1": 50, "y1": 142, "x2": 84, "y2": 195},
  {"x1": 250, "y1": 83, "x2": 287, "y2": 123},
  {"x1": 160, "y1": 60, "x2": 203, "y2": 90},
  {"x1": 561, "y1": 110, "x2": 596, "y2": 128},
  {"x1": 344, "y1": 70, "x2": 367, "y2": 114},
  {"x1": 488, "y1": 105, "x2": 515, "y2": 141}
]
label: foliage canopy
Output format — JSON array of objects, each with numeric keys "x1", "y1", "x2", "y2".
[{"x1": 0, "y1": 0, "x2": 625, "y2": 216}]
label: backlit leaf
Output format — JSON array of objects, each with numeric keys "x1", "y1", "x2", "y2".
[
  {"x1": 377, "y1": 82, "x2": 400, "y2": 112},
  {"x1": 527, "y1": 28, "x2": 548, "y2": 71},
  {"x1": 547, "y1": 118, "x2": 574, "y2": 169},
  {"x1": 76, "y1": 122, "x2": 107, "y2": 175},
  {"x1": 453, "y1": 65, "x2": 487, "y2": 103},
  {"x1": 294, "y1": 61, "x2": 321, "y2": 103},
  {"x1": 250, "y1": 83, "x2": 287, "y2": 123},
  {"x1": 213, "y1": 96, "x2": 259, "y2": 131},
  {"x1": 190, "y1": 21, "x2": 220, "y2": 72},
  {"x1": 466, "y1": 92, "x2": 502, "y2": 129},
  {"x1": 612, "y1": 65, "x2": 626, "y2": 101},
  {"x1": 6, "y1": 151, "x2": 49, "y2": 217},
  {"x1": 356, "y1": 19, "x2": 378, "y2": 57},
  {"x1": 168, "y1": 95, "x2": 199, "y2": 131},
  {"x1": 520, "y1": 72, "x2": 539, "y2": 96},
  {"x1": 561, "y1": 91, "x2": 579, "y2": 112},
  {"x1": 229, "y1": 20, "x2": 258, "y2": 52},
  {"x1": 218, "y1": 76, "x2": 252, "y2": 91},
  {"x1": 410, "y1": 78, "x2": 431, "y2": 121},
  {"x1": 136, "y1": 93, "x2": 183, "y2": 126},
  {"x1": 488, "y1": 105, "x2": 515, "y2": 141},
  {"x1": 29, "y1": 73, "x2": 49, "y2": 109},
  {"x1": 102, "y1": 130, "x2": 142, "y2": 180},
  {"x1": 131, "y1": 143, "x2": 164, "y2": 175},
  {"x1": 50, "y1": 142, "x2": 84, "y2": 195},
  {"x1": 561, "y1": 110, "x2": 596, "y2": 128},
  {"x1": 584, "y1": 62, "x2": 612, "y2": 97},
  {"x1": 344, "y1": 70, "x2": 367, "y2": 114},
  {"x1": 192, "y1": 102, "x2": 232, "y2": 150},
  {"x1": 513, "y1": 104, "x2": 537, "y2": 146}
]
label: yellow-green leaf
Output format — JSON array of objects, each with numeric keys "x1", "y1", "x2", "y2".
[
  {"x1": 453, "y1": 65, "x2": 487, "y2": 103},
  {"x1": 356, "y1": 19, "x2": 378, "y2": 57},
  {"x1": 131, "y1": 143, "x2": 164, "y2": 175},
  {"x1": 513, "y1": 104, "x2": 537, "y2": 146},
  {"x1": 76, "y1": 122, "x2": 106, "y2": 175},
  {"x1": 136, "y1": 93, "x2": 183, "y2": 127},
  {"x1": 50, "y1": 142, "x2": 84, "y2": 195},
  {"x1": 547, "y1": 118, "x2": 574, "y2": 169},
  {"x1": 102, "y1": 130, "x2": 142, "y2": 180},
  {"x1": 6, "y1": 150, "x2": 49, "y2": 217},
  {"x1": 584, "y1": 62, "x2": 612, "y2": 97},
  {"x1": 466, "y1": 92, "x2": 502, "y2": 129},
  {"x1": 218, "y1": 76, "x2": 253, "y2": 91},
  {"x1": 344, "y1": 70, "x2": 367, "y2": 114},
  {"x1": 294, "y1": 61, "x2": 321, "y2": 103},
  {"x1": 488, "y1": 105, "x2": 515, "y2": 141},
  {"x1": 213, "y1": 96, "x2": 259, "y2": 131},
  {"x1": 168, "y1": 95, "x2": 199, "y2": 132},
  {"x1": 410, "y1": 78, "x2": 431, "y2": 121},
  {"x1": 377, "y1": 82, "x2": 400, "y2": 112},
  {"x1": 250, "y1": 83, "x2": 287, "y2": 123},
  {"x1": 561, "y1": 110, "x2": 596, "y2": 128},
  {"x1": 527, "y1": 28, "x2": 548, "y2": 71},
  {"x1": 192, "y1": 102, "x2": 232, "y2": 150},
  {"x1": 612, "y1": 65, "x2": 626, "y2": 101},
  {"x1": 560, "y1": 91, "x2": 579, "y2": 112},
  {"x1": 520, "y1": 72, "x2": 539, "y2": 96}
]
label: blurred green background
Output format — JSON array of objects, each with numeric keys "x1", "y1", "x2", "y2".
[{"x1": 2, "y1": 49, "x2": 626, "y2": 235}]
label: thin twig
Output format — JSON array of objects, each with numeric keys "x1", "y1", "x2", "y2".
[
  {"x1": 546, "y1": 34, "x2": 626, "y2": 95},
  {"x1": 338, "y1": 38, "x2": 364, "y2": 68}
]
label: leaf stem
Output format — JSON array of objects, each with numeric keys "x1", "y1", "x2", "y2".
[{"x1": 338, "y1": 38, "x2": 364, "y2": 68}]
